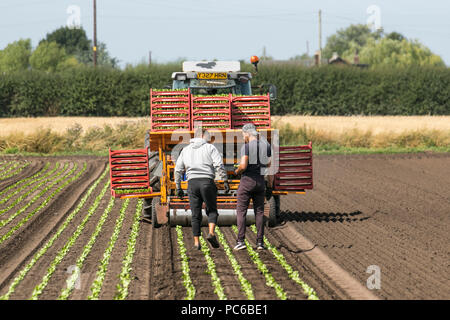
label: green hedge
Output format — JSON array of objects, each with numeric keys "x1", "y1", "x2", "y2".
[{"x1": 0, "y1": 64, "x2": 449, "y2": 116}]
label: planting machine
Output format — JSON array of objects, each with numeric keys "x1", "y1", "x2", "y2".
[{"x1": 108, "y1": 58, "x2": 313, "y2": 228}]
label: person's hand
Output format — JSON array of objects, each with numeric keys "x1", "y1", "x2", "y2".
[
  {"x1": 177, "y1": 189, "x2": 184, "y2": 199},
  {"x1": 223, "y1": 181, "x2": 230, "y2": 193}
]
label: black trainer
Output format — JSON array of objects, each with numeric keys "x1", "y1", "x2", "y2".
[
  {"x1": 193, "y1": 243, "x2": 201, "y2": 250},
  {"x1": 206, "y1": 233, "x2": 220, "y2": 248}
]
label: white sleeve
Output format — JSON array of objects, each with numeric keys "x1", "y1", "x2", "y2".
[{"x1": 174, "y1": 149, "x2": 185, "y2": 188}]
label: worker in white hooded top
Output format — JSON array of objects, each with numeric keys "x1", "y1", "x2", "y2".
[{"x1": 175, "y1": 127, "x2": 230, "y2": 250}]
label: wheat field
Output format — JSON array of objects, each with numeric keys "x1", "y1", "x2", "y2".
[
  {"x1": 1, "y1": 116, "x2": 449, "y2": 136},
  {"x1": 0, "y1": 116, "x2": 449, "y2": 153}
]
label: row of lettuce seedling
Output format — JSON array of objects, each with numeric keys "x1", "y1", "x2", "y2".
[
  {"x1": 0, "y1": 163, "x2": 82, "y2": 246},
  {"x1": 0, "y1": 163, "x2": 51, "y2": 204},
  {"x1": 231, "y1": 225, "x2": 287, "y2": 300},
  {"x1": 88, "y1": 198, "x2": 130, "y2": 299},
  {"x1": 250, "y1": 225, "x2": 319, "y2": 300},
  {"x1": 0, "y1": 163, "x2": 68, "y2": 226},
  {"x1": 175, "y1": 225, "x2": 196, "y2": 300},
  {"x1": 198, "y1": 234, "x2": 227, "y2": 300},
  {"x1": 30, "y1": 177, "x2": 109, "y2": 300},
  {"x1": 58, "y1": 196, "x2": 116, "y2": 300},
  {"x1": 114, "y1": 199, "x2": 144, "y2": 300},
  {"x1": 0, "y1": 162, "x2": 59, "y2": 213},
  {"x1": 0, "y1": 167, "x2": 109, "y2": 300},
  {"x1": 174, "y1": 224, "x2": 318, "y2": 301},
  {"x1": 0, "y1": 162, "x2": 24, "y2": 180}
]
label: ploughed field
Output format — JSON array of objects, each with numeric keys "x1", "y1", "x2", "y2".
[{"x1": 0, "y1": 153, "x2": 448, "y2": 300}]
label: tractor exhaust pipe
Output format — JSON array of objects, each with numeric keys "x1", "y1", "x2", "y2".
[{"x1": 169, "y1": 208, "x2": 255, "y2": 227}]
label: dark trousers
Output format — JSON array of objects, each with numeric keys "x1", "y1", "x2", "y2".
[
  {"x1": 236, "y1": 175, "x2": 265, "y2": 243},
  {"x1": 188, "y1": 178, "x2": 218, "y2": 237}
]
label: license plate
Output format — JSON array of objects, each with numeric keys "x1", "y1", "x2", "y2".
[{"x1": 197, "y1": 72, "x2": 227, "y2": 80}]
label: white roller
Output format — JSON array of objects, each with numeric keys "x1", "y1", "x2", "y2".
[{"x1": 169, "y1": 208, "x2": 255, "y2": 227}]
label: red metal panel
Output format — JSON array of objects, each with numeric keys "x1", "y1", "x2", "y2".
[
  {"x1": 109, "y1": 148, "x2": 154, "y2": 198},
  {"x1": 274, "y1": 142, "x2": 313, "y2": 191}
]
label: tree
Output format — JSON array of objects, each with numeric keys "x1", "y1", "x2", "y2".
[
  {"x1": 41, "y1": 26, "x2": 118, "y2": 68},
  {"x1": 30, "y1": 41, "x2": 78, "y2": 72},
  {"x1": 41, "y1": 26, "x2": 90, "y2": 56},
  {"x1": 76, "y1": 42, "x2": 119, "y2": 68},
  {"x1": 0, "y1": 39, "x2": 32, "y2": 72},
  {"x1": 386, "y1": 32, "x2": 405, "y2": 42},
  {"x1": 323, "y1": 24, "x2": 382, "y2": 59},
  {"x1": 343, "y1": 38, "x2": 445, "y2": 67}
]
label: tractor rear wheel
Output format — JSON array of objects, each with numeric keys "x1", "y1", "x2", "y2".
[
  {"x1": 152, "y1": 197, "x2": 162, "y2": 228},
  {"x1": 143, "y1": 132, "x2": 162, "y2": 219},
  {"x1": 267, "y1": 195, "x2": 280, "y2": 228}
]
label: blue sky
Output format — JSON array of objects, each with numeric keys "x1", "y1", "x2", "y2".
[{"x1": 1, "y1": 0, "x2": 449, "y2": 67}]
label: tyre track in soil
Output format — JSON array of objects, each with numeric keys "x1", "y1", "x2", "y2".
[
  {"x1": 0, "y1": 160, "x2": 45, "y2": 192},
  {"x1": 282, "y1": 153, "x2": 450, "y2": 299},
  {"x1": 242, "y1": 229, "x2": 309, "y2": 300},
  {"x1": 200, "y1": 229, "x2": 247, "y2": 300},
  {"x1": 97, "y1": 199, "x2": 137, "y2": 300},
  {"x1": 281, "y1": 189, "x2": 415, "y2": 299},
  {"x1": 0, "y1": 158, "x2": 106, "y2": 299},
  {"x1": 0, "y1": 161, "x2": 70, "y2": 230},
  {"x1": 324, "y1": 157, "x2": 450, "y2": 259},
  {"x1": 315, "y1": 157, "x2": 449, "y2": 256},
  {"x1": 334, "y1": 155, "x2": 450, "y2": 222},
  {"x1": 286, "y1": 177, "x2": 443, "y2": 299},
  {"x1": 37, "y1": 183, "x2": 115, "y2": 300},
  {"x1": 220, "y1": 227, "x2": 278, "y2": 300}
]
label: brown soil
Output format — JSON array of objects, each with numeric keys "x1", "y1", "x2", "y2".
[{"x1": 0, "y1": 153, "x2": 448, "y2": 300}]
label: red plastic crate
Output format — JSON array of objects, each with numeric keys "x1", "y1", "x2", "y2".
[
  {"x1": 150, "y1": 89, "x2": 191, "y2": 131},
  {"x1": 231, "y1": 94, "x2": 271, "y2": 129},
  {"x1": 191, "y1": 94, "x2": 232, "y2": 129},
  {"x1": 109, "y1": 148, "x2": 153, "y2": 198}
]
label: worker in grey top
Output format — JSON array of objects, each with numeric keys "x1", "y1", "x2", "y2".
[
  {"x1": 175, "y1": 127, "x2": 230, "y2": 250},
  {"x1": 233, "y1": 123, "x2": 272, "y2": 251}
]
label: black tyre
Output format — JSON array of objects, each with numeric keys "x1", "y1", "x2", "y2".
[
  {"x1": 143, "y1": 132, "x2": 162, "y2": 219},
  {"x1": 267, "y1": 195, "x2": 280, "y2": 228},
  {"x1": 152, "y1": 197, "x2": 162, "y2": 228}
]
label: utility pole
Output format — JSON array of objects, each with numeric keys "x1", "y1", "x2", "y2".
[
  {"x1": 93, "y1": 0, "x2": 97, "y2": 67},
  {"x1": 262, "y1": 46, "x2": 266, "y2": 60},
  {"x1": 318, "y1": 9, "x2": 322, "y2": 65},
  {"x1": 149, "y1": 51, "x2": 152, "y2": 65},
  {"x1": 306, "y1": 41, "x2": 310, "y2": 56}
]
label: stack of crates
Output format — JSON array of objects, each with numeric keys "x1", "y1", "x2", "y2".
[
  {"x1": 109, "y1": 148, "x2": 152, "y2": 198},
  {"x1": 231, "y1": 94, "x2": 271, "y2": 129},
  {"x1": 150, "y1": 89, "x2": 191, "y2": 131},
  {"x1": 191, "y1": 94, "x2": 232, "y2": 129}
]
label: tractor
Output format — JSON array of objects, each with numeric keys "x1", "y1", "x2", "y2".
[{"x1": 108, "y1": 57, "x2": 313, "y2": 228}]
